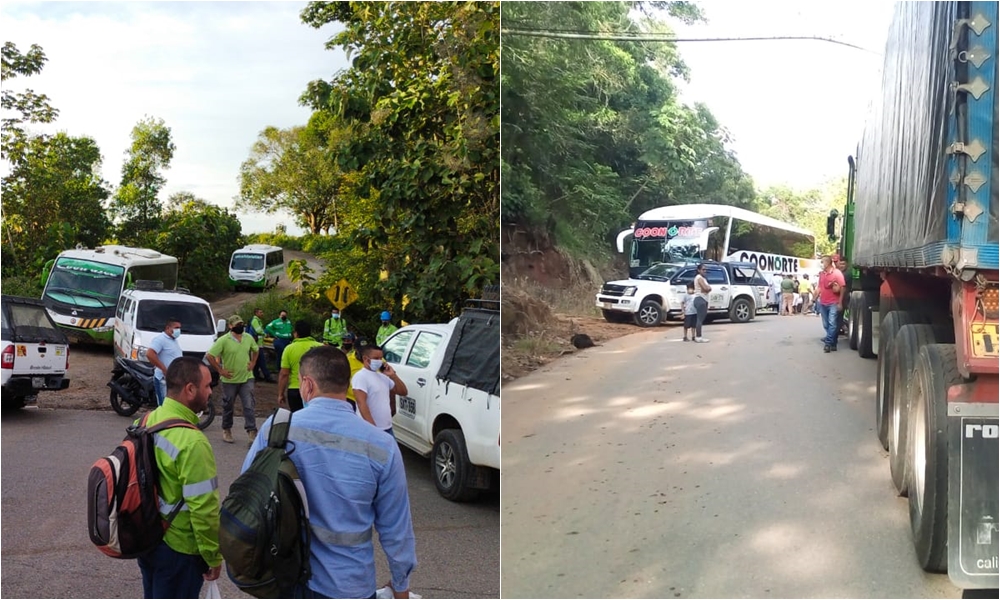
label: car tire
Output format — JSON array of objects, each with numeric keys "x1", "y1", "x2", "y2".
[
  {"x1": 889, "y1": 323, "x2": 953, "y2": 496},
  {"x1": 634, "y1": 300, "x2": 662, "y2": 327},
  {"x1": 876, "y1": 311, "x2": 923, "y2": 450},
  {"x1": 907, "y1": 343, "x2": 960, "y2": 573},
  {"x1": 432, "y1": 429, "x2": 480, "y2": 502},
  {"x1": 857, "y1": 291, "x2": 877, "y2": 359},
  {"x1": 848, "y1": 291, "x2": 862, "y2": 350},
  {"x1": 728, "y1": 297, "x2": 755, "y2": 323}
]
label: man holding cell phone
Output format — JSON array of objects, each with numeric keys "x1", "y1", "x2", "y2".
[{"x1": 351, "y1": 345, "x2": 409, "y2": 437}]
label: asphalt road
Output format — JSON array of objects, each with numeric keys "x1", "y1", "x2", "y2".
[
  {"x1": 500, "y1": 314, "x2": 962, "y2": 598},
  {"x1": 0, "y1": 408, "x2": 499, "y2": 599}
]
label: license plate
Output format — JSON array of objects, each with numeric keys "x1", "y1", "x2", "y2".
[
  {"x1": 399, "y1": 396, "x2": 416, "y2": 417},
  {"x1": 970, "y1": 323, "x2": 999, "y2": 358},
  {"x1": 602, "y1": 303, "x2": 613, "y2": 309},
  {"x1": 32, "y1": 377, "x2": 45, "y2": 389}
]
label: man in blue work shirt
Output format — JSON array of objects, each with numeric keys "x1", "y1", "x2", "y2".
[
  {"x1": 241, "y1": 345, "x2": 417, "y2": 599},
  {"x1": 146, "y1": 317, "x2": 183, "y2": 406}
]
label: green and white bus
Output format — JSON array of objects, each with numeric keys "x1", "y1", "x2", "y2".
[
  {"x1": 40, "y1": 246, "x2": 179, "y2": 344},
  {"x1": 228, "y1": 244, "x2": 284, "y2": 291}
]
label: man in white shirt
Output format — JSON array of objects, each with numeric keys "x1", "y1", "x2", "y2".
[{"x1": 351, "y1": 345, "x2": 409, "y2": 436}]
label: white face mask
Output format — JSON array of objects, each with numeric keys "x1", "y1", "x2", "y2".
[{"x1": 368, "y1": 359, "x2": 383, "y2": 372}]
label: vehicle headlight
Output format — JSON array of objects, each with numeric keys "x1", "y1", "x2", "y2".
[
  {"x1": 623, "y1": 286, "x2": 637, "y2": 296},
  {"x1": 254, "y1": 273, "x2": 264, "y2": 281},
  {"x1": 132, "y1": 346, "x2": 149, "y2": 361}
]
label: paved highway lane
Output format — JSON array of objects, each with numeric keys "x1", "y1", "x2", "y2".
[
  {"x1": 1, "y1": 408, "x2": 499, "y2": 599},
  {"x1": 501, "y1": 315, "x2": 961, "y2": 598}
]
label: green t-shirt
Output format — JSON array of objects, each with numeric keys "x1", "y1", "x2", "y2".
[
  {"x1": 280, "y1": 336, "x2": 323, "y2": 389},
  {"x1": 265, "y1": 317, "x2": 294, "y2": 340},
  {"x1": 780, "y1": 278, "x2": 795, "y2": 293},
  {"x1": 207, "y1": 332, "x2": 259, "y2": 384}
]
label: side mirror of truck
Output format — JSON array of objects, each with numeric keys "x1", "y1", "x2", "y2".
[
  {"x1": 826, "y1": 209, "x2": 839, "y2": 241},
  {"x1": 216, "y1": 319, "x2": 227, "y2": 335}
]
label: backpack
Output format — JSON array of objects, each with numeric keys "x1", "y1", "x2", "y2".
[
  {"x1": 87, "y1": 414, "x2": 198, "y2": 559},
  {"x1": 220, "y1": 408, "x2": 311, "y2": 598}
]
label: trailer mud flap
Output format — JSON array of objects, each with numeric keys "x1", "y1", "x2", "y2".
[{"x1": 947, "y1": 402, "x2": 999, "y2": 590}]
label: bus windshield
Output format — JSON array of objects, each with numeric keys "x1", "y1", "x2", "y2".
[
  {"x1": 231, "y1": 253, "x2": 265, "y2": 271},
  {"x1": 630, "y1": 220, "x2": 715, "y2": 268},
  {"x1": 44, "y1": 258, "x2": 125, "y2": 309}
]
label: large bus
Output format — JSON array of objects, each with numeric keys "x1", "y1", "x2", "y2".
[
  {"x1": 616, "y1": 203, "x2": 818, "y2": 279},
  {"x1": 40, "y1": 246, "x2": 179, "y2": 345},
  {"x1": 228, "y1": 244, "x2": 284, "y2": 291}
]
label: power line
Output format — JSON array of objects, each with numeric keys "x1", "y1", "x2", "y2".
[{"x1": 501, "y1": 28, "x2": 878, "y2": 54}]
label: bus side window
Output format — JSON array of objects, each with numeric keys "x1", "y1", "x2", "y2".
[{"x1": 705, "y1": 228, "x2": 725, "y2": 261}]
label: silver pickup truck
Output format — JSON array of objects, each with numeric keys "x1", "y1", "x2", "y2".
[{"x1": 1, "y1": 295, "x2": 70, "y2": 410}]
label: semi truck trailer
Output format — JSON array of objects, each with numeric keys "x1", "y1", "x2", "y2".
[{"x1": 831, "y1": 1, "x2": 998, "y2": 591}]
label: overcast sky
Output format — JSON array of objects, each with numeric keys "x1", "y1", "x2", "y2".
[
  {"x1": 2, "y1": 1, "x2": 896, "y2": 236},
  {"x1": 1, "y1": 1, "x2": 343, "y2": 235}
]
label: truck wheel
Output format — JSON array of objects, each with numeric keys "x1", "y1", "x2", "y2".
[
  {"x1": 2, "y1": 396, "x2": 27, "y2": 412},
  {"x1": 432, "y1": 429, "x2": 480, "y2": 502},
  {"x1": 848, "y1": 291, "x2": 863, "y2": 350},
  {"x1": 728, "y1": 297, "x2": 754, "y2": 323},
  {"x1": 889, "y1": 324, "x2": 954, "y2": 496},
  {"x1": 602, "y1": 310, "x2": 628, "y2": 324},
  {"x1": 907, "y1": 343, "x2": 961, "y2": 573},
  {"x1": 876, "y1": 311, "x2": 922, "y2": 450},
  {"x1": 634, "y1": 300, "x2": 662, "y2": 327},
  {"x1": 857, "y1": 291, "x2": 877, "y2": 359}
]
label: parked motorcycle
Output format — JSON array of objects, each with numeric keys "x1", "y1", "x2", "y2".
[{"x1": 108, "y1": 356, "x2": 216, "y2": 430}]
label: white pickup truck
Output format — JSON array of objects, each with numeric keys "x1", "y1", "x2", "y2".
[
  {"x1": 383, "y1": 303, "x2": 500, "y2": 501},
  {"x1": 1, "y1": 295, "x2": 71, "y2": 410}
]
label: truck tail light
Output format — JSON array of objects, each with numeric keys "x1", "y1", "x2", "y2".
[{"x1": 2, "y1": 345, "x2": 14, "y2": 369}]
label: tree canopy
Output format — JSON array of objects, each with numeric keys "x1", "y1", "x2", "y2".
[{"x1": 109, "y1": 117, "x2": 176, "y2": 247}]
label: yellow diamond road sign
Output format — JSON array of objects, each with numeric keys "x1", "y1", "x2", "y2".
[{"x1": 326, "y1": 279, "x2": 359, "y2": 310}]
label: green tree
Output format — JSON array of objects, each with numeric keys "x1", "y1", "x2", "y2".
[
  {"x1": 154, "y1": 193, "x2": 243, "y2": 296},
  {"x1": 110, "y1": 116, "x2": 175, "y2": 247},
  {"x1": 1, "y1": 42, "x2": 59, "y2": 165},
  {"x1": 236, "y1": 123, "x2": 343, "y2": 234},
  {"x1": 301, "y1": 0, "x2": 500, "y2": 321},
  {"x1": 1, "y1": 133, "x2": 111, "y2": 272}
]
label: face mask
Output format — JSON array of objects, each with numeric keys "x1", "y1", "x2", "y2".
[
  {"x1": 281, "y1": 316, "x2": 288, "y2": 321},
  {"x1": 343, "y1": 344, "x2": 353, "y2": 353},
  {"x1": 369, "y1": 359, "x2": 383, "y2": 372},
  {"x1": 232, "y1": 324, "x2": 245, "y2": 335},
  {"x1": 332, "y1": 313, "x2": 340, "y2": 320},
  {"x1": 171, "y1": 328, "x2": 181, "y2": 340}
]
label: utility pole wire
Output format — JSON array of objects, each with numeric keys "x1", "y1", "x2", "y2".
[{"x1": 500, "y1": 28, "x2": 879, "y2": 54}]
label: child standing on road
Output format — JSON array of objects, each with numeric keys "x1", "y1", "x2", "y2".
[{"x1": 682, "y1": 283, "x2": 698, "y2": 341}]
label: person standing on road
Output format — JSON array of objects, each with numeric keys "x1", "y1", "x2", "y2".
[
  {"x1": 769, "y1": 273, "x2": 783, "y2": 312},
  {"x1": 206, "y1": 314, "x2": 259, "y2": 445},
  {"x1": 146, "y1": 317, "x2": 183, "y2": 406},
  {"x1": 817, "y1": 255, "x2": 846, "y2": 353},
  {"x1": 780, "y1": 274, "x2": 796, "y2": 316},
  {"x1": 138, "y1": 356, "x2": 222, "y2": 599},
  {"x1": 376, "y1": 311, "x2": 398, "y2": 346},
  {"x1": 265, "y1": 309, "x2": 294, "y2": 368},
  {"x1": 250, "y1": 307, "x2": 273, "y2": 383},
  {"x1": 242, "y1": 346, "x2": 417, "y2": 599},
  {"x1": 681, "y1": 283, "x2": 698, "y2": 342},
  {"x1": 278, "y1": 320, "x2": 323, "y2": 412},
  {"x1": 800, "y1": 274, "x2": 814, "y2": 315},
  {"x1": 342, "y1": 333, "x2": 364, "y2": 412},
  {"x1": 352, "y1": 345, "x2": 408, "y2": 435},
  {"x1": 323, "y1": 307, "x2": 349, "y2": 348},
  {"x1": 692, "y1": 264, "x2": 711, "y2": 343}
]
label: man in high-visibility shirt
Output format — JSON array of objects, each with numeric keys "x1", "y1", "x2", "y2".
[
  {"x1": 137, "y1": 356, "x2": 222, "y2": 599},
  {"x1": 376, "y1": 310, "x2": 398, "y2": 346},
  {"x1": 323, "y1": 307, "x2": 349, "y2": 348},
  {"x1": 278, "y1": 320, "x2": 323, "y2": 412}
]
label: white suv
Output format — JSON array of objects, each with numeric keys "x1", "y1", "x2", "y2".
[
  {"x1": 1, "y1": 295, "x2": 70, "y2": 410},
  {"x1": 595, "y1": 261, "x2": 770, "y2": 327},
  {"x1": 114, "y1": 283, "x2": 226, "y2": 362}
]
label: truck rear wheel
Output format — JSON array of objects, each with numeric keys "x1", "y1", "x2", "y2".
[
  {"x1": 432, "y1": 429, "x2": 480, "y2": 502},
  {"x1": 857, "y1": 291, "x2": 877, "y2": 359},
  {"x1": 728, "y1": 297, "x2": 755, "y2": 323},
  {"x1": 634, "y1": 300, "x2": 662, "y2": 327},
  {"x1": 877, "y1": 312, "x2": 922, "y2": 450},
  {"x1": 907, "y1": 343, "x2": 961, "y2": 573},
  {"x1": 889, "y1": 324, "x2": 954, "y2": 496},
  {"x1": 848, "y1": 291, "x2": 863, "y2": 350}
]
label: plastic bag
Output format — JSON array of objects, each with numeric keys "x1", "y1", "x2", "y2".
[
  {"x1": 204, "y1": 580, "x2": 222, "y2": 599},
  {"x1": 376, "y1": 586, "x2": 422, "y2": 599}
]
